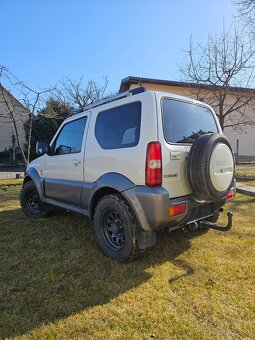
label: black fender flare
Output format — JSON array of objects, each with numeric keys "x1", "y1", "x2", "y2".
[
  {"x1": 82, "y1": 172, "x2": 136, "y2": 217},
  {"x1": 92, "y1": 172, "x2": 136, "y2": 193},
  {"x1": 23, "y1": 168, "x2": 44, "y2": 201}
]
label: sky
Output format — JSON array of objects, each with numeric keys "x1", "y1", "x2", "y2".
[{"x1": 1, "y1": 0, "x2": 238, "y2": 94}]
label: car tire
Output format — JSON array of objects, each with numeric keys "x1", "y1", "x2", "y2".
[
  {"x1": 187, "y1": 133, "x2": 235, "y2": 202},
  {"x1": 20, "y1": 182, "x2": 54, "y2": 218},
  {"x1": 93, "y1": 194, "x2": 141, "y2": 262}
]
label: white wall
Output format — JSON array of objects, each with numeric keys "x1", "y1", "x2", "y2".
[
  {"x1": 0, "y1": 87, "x2": 29, "y2": 152},
  {"x1": 129, "y1": 82, "x2": 255, "y2": 158},
  {"x1": 224, "y1": 126, "x2": 255, "y2": 159}
]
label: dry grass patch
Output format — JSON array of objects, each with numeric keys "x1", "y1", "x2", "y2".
[
  {"x1": 240, "y1": 179, "x2": 255, "y2": 187},
  {"x1": 0, "y1": 178, "x2": 23, "y2": 186},
  {"x1": 0, "y1": 186, "x2": 254, "y2": 339},
  {"x1": 236, "y1": 167, "x2": 255, "y2": 178},
  {"x1": 236, "y1": 167, "x2": 255, "y2": 186}
]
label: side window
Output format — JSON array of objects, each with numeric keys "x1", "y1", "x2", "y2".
[
  {"x1": 95, "y1": 102, "x2": 141, "y2": 149},
  {"x1": 53, "y1": 117, "x2": 87, "y2": 155}
]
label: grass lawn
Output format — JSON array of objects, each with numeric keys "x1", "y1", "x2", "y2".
[
  {"x1": 0, "y1": 182, "x2": 254, "y2": 339},
  {"x1": 236, "y1": 167, "x2": 255, "y2": 178},
  {"x1": 239, "y1": 179, "x2": 255, "y2": 187},
  {"x1": 0, "y1": 178, "x2": 23, "y2": 186},
  {"x1": 236, "y1": 168, "x2": 255, "y2": 187}
]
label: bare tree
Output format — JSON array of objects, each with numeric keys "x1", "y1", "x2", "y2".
[
  {"x1": 58, "y1": 76, "x2": 109, "y2": 110},
  {"x1": 234, "y1": 0, "x2": 255, "y2": 30},
  {"x1": 0, "y1": 66, "x2": 54, "y2": 166},
  {"x1": 180, "y1": 27, "x2": 255, "y2": 131},
  {"x1": 0, "y1": 68, "x2": 111, "y2": 166}
]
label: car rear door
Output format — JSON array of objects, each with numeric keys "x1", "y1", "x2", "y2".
[{"x1": 158, "y1": 96, "x2": 220, "y2": 199}]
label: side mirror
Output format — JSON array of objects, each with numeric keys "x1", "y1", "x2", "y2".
[{"x1": 36, "y1": 141, "x2": 50, "y2": 155}]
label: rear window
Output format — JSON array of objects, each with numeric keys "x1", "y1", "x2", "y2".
[
  {"x1": 95, "y1": 102, "x2": 141, "y2": 149},
  {"x1": 162, "y1": 98, "x2": 218, "y2": 144}
]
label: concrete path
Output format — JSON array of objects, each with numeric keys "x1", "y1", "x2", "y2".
[{"x1": 236, "y1": 182, "x2": 255, "y2": 197}]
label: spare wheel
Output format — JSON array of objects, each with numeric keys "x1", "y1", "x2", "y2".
[{"x1": 187, "y1": 133, "x2": 235, "y2": 201}]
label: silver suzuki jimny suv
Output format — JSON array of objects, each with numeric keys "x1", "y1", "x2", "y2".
[{"x1": 20, "y1": 87, "x2": 235, "y2": 261}]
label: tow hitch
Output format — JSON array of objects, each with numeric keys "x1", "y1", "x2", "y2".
[{"x1": 198, "y1": 211, "x2": 233, "y2": 232}]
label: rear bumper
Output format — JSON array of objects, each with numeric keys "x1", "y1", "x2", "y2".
[{"x1": 123, "y1": 185, "x2": 225, "y2": 232}]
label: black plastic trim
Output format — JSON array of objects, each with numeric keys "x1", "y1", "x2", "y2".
[{"x1": 129, "y1": 87, "x2": 147, "y2": 95}]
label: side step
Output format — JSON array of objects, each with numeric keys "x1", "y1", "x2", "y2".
[{"x1": 198, "y1": 211, "x2": 233, "y2": 232}]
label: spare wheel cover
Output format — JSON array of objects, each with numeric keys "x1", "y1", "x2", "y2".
[
  {"x1": 187, "y1": 133, "x2": 235, "y2": 201},
  {"x1": 209, "y1": 142, "x2": 234, "y2": 192}
]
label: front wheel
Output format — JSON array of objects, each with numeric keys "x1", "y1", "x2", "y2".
[
  {"x1": 20, "y1": 182, "x2": 54, "y2": 218},
  {"x1": 93, "y1": 194, "x2": 141, "y2": 262}
]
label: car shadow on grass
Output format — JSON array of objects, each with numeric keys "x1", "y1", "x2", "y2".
[
  {"x1": 227, "y1": 196, "x2": 255, "y2": 213},
  {"x1": 0, "y1": 207, "x2": 205, "y2": 338}
]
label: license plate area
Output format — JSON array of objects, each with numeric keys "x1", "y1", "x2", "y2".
[{"x1": 188, "y1": 203, "x2": 214, "y2": 223}]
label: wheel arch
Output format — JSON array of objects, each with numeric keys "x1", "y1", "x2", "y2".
[
  {"x1": 87, "y1": 173, "x2": 135, "y2": 217},
  {"x1": 23, "y1": 176, "x2": 31, "y2": 183},
  {"x1": 90, "y1": 184, "x2": 157, "y2": 251},
  {"x1": 90, "y1": 186, "x2": 120, "y2": 218},
  {"x1": 23, "y1": 168, "x2": 44, "y2": 201}
]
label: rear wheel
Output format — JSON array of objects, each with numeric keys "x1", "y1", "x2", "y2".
[
  {"x1": 93, "y1": 194, "x2": 141, "y2": 262},
  {"x1": 20, "y1": 182, "x2": 54, "y2": 218}
]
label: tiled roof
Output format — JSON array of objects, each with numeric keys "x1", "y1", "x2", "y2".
[
  {"x1": 0, "y1": 84, "x2": 29, "y2": 112},
  {"x1": 119, "y1": 76, "x2": 255, "y2": 94}
]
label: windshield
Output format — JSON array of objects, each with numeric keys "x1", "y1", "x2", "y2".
[{"x1": 162, "y1": 98, "x2": 219, "y2": 144}]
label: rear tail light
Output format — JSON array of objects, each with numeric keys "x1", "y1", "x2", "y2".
[
  {"x1": 145, "y1": 142, "x2": 162, "y2": 186},
  {"x1": 168, "y1": 203, "x2": 187, "y2": 217},
  {"x1": 226, "y1": 189, "x2": 235, "y2": 201}
]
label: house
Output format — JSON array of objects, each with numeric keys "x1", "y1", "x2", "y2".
[
  {"x1": 0, "y1": 85, "x2": 29, "y2": 158},
  {"x1": 120, "y1": 76, "x2": 255, "y2": 160}
]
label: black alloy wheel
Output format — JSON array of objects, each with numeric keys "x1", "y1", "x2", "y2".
[
  {"x1": 102, "y1": 209, "x2": 126, "y2": 251},
  {"x1": 20, "y1": 181, "x2": 54, "y2": 218},
  {"x1": 93, "y1": 194, "x2": 140, "y2": 262},
  {"x1": 26, "y1": 189, "x2": 40, "y2": 213}
]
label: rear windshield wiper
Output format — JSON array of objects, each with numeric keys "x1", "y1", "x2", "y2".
[{"x1": 176, "y1": 130, "x2": 214, "y2": 143}]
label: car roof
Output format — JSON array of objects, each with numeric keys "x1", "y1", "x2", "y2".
[{"x1": 63, "y1": 89, "x2": 213, "y2": 124}]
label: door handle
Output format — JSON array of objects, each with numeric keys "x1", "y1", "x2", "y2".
[{"x1": 72, "y1": 159, "x2": 81, "y2": 167}]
